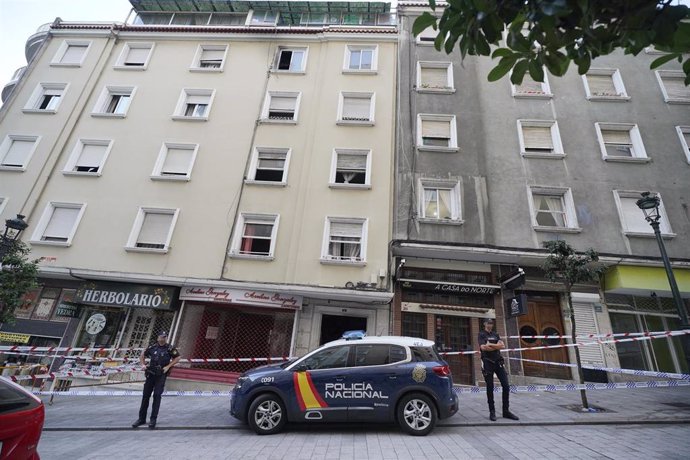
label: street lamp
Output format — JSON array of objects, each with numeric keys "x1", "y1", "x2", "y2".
[
  {"x1": 636, "y1": 192, "x2": 690, "y2": 372},
  {"x1": 0, "y1": 214, "x2": 28, "y2": 261}
]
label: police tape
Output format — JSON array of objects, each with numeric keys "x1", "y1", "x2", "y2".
[
  {"x1": 507, "y1": 330, "x2": 690, "y2": 340},
  {"x1": 0, "y1": 345, "x2": 143, "y2": 353},
  {"x1": 507, "y1": 357, "x2": 690, "y2": 380},
  {"x1": 6, "y1": 365, "x2": 143, "y2": 382},
  {"x1": 26, "y1": 379, "x2": 690, "y2": 397}
]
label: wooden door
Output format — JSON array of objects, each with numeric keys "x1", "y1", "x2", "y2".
[{"x1": 517, "y1": 295, "x2": 570, "y2": 379}]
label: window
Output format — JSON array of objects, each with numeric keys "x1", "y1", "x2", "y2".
[
  {"x1": 344, "y1": 45, "x2": 377, "y2": 73},
  {"x1": 173, "y1": 89, "x2": 215, "y2": 120},
  {"x1": 250, "y1": 10, "x2": 278, "y2": 25},
  {"x1": 417, "y1": 114, "x2": 458, "y2": 152},
  {"x1": 115, "y1": 42, "x2": 154, "y2": 69},
  {"x1": 63, "y1": 139, "x2": 112, "y2": 175},
  {"x1": 191, "y1": 45, "x2": 228, "y2": 71},
  {"x1": 511, "y1": 72, "x2": 552, "y2": 98},
  {"x1": 230, "y1": 214, "x2": 279, "y2": 259},
  {"x1": 337, "y1": 92, "x2": 375, "y2": 125},
  {"x1": 24, "y1": 83, "x2": 67, "y2": 113},
  {"x1": 301, "y1": 346, "x2": 350, "y2": 370},
  {"x1": 419, "y1": 180, "x2": 462, "y2": 222},
  {"x1": 31, "y1": 202, "x2": 86, "y2": 246},
  {"x1": 52, "y1": 40, "x2": 90, "y2": 66},
  {"x1": 355, "y1": 344, "x2": 399, "y2": 366},
  {"x1": 126, "y1": 208, "x2": 179, "y2": 253},
  {"x1": 528, "y1": 186, "x2": 580, "y2": 232},
  {"x1": 330, "y1": 149, "x2": 371, "y2": 188},
  {"x1": 274, "y1": 47, "x2": 306, "y2": 72},
  {"x1": 151, "y1": 143, "x2": 198, "y2": 181},
  {"x1": 656, "y1": 71, "x2": 690, "y2": 103},
  {"x1": 676, "y1": 126, "x2": 690, "y2": 164},
  {"x1": 262, "y1": 92, "x2": 300, "y2": 123},
  {"x1": 92, "y1": 86, "x2": 134, "y2": 117},
  {"x1": 247, "y1": 148, "x2": 290, "y2": 184},
  {"x1": 583, "y1": 69, "x2": 629, "y2": 100},
  {"x1": 322, "y1": 218, "x2": 367, "y2": 264},
  {"x1": 595, "y1": 123, "x2": 648, "y2": 162},
  {"x1": 614, "y1": 191, "x2": 673, "y2": 237},
  {"x1": 416, "y1": 27, "x2": 437, "y2": 45},
  {"x1": 517, "y1": 120, "x2": 565, "y2": 158},
  {"x1": 0, "y1": 135, "x2": 39, "y2": 171},
  {"x1": 417, "y1": 61, "x2": 453, "y2": 93}
]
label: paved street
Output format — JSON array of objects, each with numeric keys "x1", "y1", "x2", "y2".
[{"x1": 36, "y1": 386, "x2": 690, "y2": 459}]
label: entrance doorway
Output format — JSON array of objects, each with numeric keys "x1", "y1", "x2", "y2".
[{"x1": 320, "y1": 314, "x2": 367, "y2": 345}]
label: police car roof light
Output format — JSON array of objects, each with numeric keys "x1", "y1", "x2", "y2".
[{"x1": 342, "y1": 330, "x2": 366, "y2": 340}]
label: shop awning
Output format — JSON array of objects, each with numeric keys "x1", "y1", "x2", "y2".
[{"x1": 604, "y1": 265, "x2": 690, "y2": 298}]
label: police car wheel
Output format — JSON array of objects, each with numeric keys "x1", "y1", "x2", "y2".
[
  {"x1": 397, "y1": 393, "x2": 437, "y2": 436},
  {"x1": 247, "y1": 394, "x2": 287, "y2": 435}
]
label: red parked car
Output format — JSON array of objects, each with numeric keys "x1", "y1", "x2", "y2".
[{"x1": 0, "y1": 377, "x2": 44, "y2": 460}]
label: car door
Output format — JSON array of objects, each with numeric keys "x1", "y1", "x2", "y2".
[{"x1": 290, "y1": 345, "x2": 351, "y2": 422}]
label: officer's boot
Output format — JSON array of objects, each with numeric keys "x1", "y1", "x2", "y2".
[{"x1": 489, "y1": 410, "x2": 497, "y2": 421}]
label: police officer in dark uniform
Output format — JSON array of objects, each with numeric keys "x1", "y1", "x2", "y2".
[
  {"x1": 132, "y1": 331, "x2": 180, "y2": 429},
  {"x1": 478, "y1": 318, "x2": 519, "y2": 421}
]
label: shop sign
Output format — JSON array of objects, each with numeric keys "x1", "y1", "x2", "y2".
[
  {"x1": 505, "y1": 294, "x2": 528, "y2": 317},
  {"x1": 0, "y1": 332, "x2": 31, "y2": 343},
  {"x1": 399, "y1": 279, "x2": 499, "y2": 295},
  {"x1": 55, "y1": 301, "x2": 81, "y2": 318},
  {"x1": 180, "y1": 286, "x2": 302, "y2": 310},
  {"x1": 75, "y1": 281, "x2": 175, "y2": 310}
]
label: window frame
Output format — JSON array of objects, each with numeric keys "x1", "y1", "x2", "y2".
[
  {"x1": 0, "y1": 135, "x2": 41, "y2": 172},
  {"x1": 415, "y1": 27, "x2": 437, "y2": 46},
  {"x1": 343, "y1": 45, "x2": 378, "y2": 74},
  {"x1": 62, "y1": 138, "x2": 113, "y2": 177},
  {"x1": 527, "y1": 186, "x2": 581, "y2": 233},
  {"x1": 248, "y1": 10, "x2": 279, "y2": 26},
  {"x1": 416, "y1": 61, "x2": 454, "y2": 94},
  {"x1": 416, "y1": 114, "x2": 458, "y2": 153},
  {"x1": 510, "y1": 71, "x2": 552, "y2": 99},
  {"x1": 23, "y1": 83, "x2": 68, "y2": 114},
  {"x1": 273, "y1": 46, "x2": 308, "y2": 74},
  {"x1": 114, "y1": 42, "x2": 155, "y2": 70},
  {"x1": 246, "y1": 147, "x2": 291, "y2": 186},
  {"x1": 190, "y1": 44, "x2": 229, "y2": 72},
  {"x1": 261, "y1": 91, "x2": 301, "y2": 124},
  {"x1": 229, "y1": 213, "x2": 280, "y2": 260},
  {"x1": 172, "y1": 88, "x2": 215, "y2": 121},
  {"x1": 595, "y1": 122, "x2": 649, "y2": 163},
  {"x1": 150, "y1": 142, "x2": 199, "y2": 181},
  {"x1": 321, "y1": 217, "x2": 368, "y2": 266},
  {"x1": 656, "y1": 70, "x2": 690, "y2": 104},
  {"x1": 125, "y1": 207, "x2": 180, "y2": 254},
  {"x1": 51, "y1": 40, "x2": 91, "y2": 67},
  {"x1": 91, "y1": 86, "x2": 136, "y2": 118},
  {"x1": 517, "y1": 120, "x2": 565, "y2": 159},
  {"x1": 676, "y1": 126, "x2": 690, "y2": 164},
  {"x1": 582, "y1": 68, "x2": 630, "y2": 101},
  {"x1": 418, "y1": 179, "x2": 463, "y2": 224},
  {"x1": 337, "y1": 92, "x2": 375, "y2": 126},
  {"x1": 30, "y1": 201, "x2": 87, "y2": 247},
  {"x1": 329, "y1": 148, "x2": 372, "y2": 189},
  {"x1": 613, "y1": 190, "x2": 675, "y2": 238}
]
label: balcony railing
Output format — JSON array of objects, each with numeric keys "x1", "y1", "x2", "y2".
[
  {"x1": 25, "y1": 22, "x2": 52, "y2": 62},
  {"x1": 129, "y1": 11, "x2": 396, "y2": 27},
  {"x1": 2, "y1": 66, "x2": 27, "y2": 103}
]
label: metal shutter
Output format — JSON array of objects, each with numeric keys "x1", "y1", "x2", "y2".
[{"x1": 573, "y1": 302, "x2": 605, "y2": 366}]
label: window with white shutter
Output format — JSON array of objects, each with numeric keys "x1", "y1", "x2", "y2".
[
  {"x1": 64, "y1": 139, "x2": 111, "y2": 174},
  {"x1": 657, "y1": 71, "x2": 690, "y2": 103},
  {"x1": 0, "y1": 135, "x2": 38, "y2": 169},
  {"x1": 129, "y1": 209, "x2": 178, "y2": 251},
  {"x1": 584, "y1": 69, "x2": 628, "y2": 100},
  {"x1": 31, "y1": 202, "x2": 85, "y2": 246},
  {"x1": 93, "y1": 86, "x2": 135, "y2": 116},
  {"x1": 518, "y1": 120, "x2": 563, "y2": 157},
  {"x1": 249, "y1": 148, "x2": 289, "y2": 183},
  {"x1": 173, "y1": 89, "x2": 214, "y2": 120},
  {"x1": 231, "y1": 214, "x2": 279, "y2": 257},
  {"x1": 331, "y1": 149, "x2": 370, "y2": 187},
  {"x1": 54, "y1": 42, "x2": 89, "y2": 65},
  {"x1": 152, "y1": 143, "x2": 197, "y2": 180},
  {"x1": 512, "y1": 72, "x2": 551, "y2": 98},
  {"x1": 417, "y1": 62, "x2": 453, "y2": 92},
  {"x1": 116, "y1": 43, "x2": 154, "y2": 69},
  {"x1": 263, "y1": 92, "x2": 299, "y2": 121},
  {"x1": 420, "y1": 119, "x2": 451, "y2": 147},
  {"x1": 338, "y1": 93, "x2": 374, "y2": 124},
  {"x1": 25, "y1": 84, "x2": 66, "y2": 112},
  {"x1": 323, "y1": 219, "x2": 366, "y2": 262},
  {"x1": 192, "y1": 45, "x2": 227, "y2": 70},
  {"x1": 614, "y1": 192, "x2": 673, "y2": 235},
  {"x1": 596, "y1": 123, "x2": 647, "y2": 161},
  {"x1": 573, "y1": 302, "x2": 606, "y2": 366}
]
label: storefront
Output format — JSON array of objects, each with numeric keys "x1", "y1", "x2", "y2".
[{"x1": 176, "y1": 286, "x2": 301, "y2": 377}]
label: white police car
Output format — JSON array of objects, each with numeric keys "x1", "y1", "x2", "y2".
[{"x1": 231, "y1": 332, "x2": 458, "y2": 436}]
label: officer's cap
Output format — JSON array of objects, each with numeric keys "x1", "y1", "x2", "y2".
[
  {"x1": 483, "y1": 318, "x2": 495, "y2": 324},
  {"x1": 158, "y1": 331, "x2": 168, "y2": 337}
]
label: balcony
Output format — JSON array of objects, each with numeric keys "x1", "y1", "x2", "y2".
[
  {"x1": 25, "y1": 23, "x2": 51, "y2": 62},
  {"x1": 1, "y1": 66, "x2": 26, "y2": 103}
]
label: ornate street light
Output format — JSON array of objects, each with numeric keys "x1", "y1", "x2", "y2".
[
  {"x1": 0, "y1": 214, "x2": 28, "y2": 260},
  {"x1": 636, "y1": 192, "x2": 690, "y2": 371}
]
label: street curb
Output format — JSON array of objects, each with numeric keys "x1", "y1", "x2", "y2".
[{"x1": 43, "y1": 419, "x2": 690, "y2": 432}]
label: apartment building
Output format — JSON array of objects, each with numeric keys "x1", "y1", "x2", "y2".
[
  {"x1": 394, "y1": 2, "x2": 690, "y2": 385},
  {"x1": 0, "y1": 0, "x2": 396, "y2": 382}
]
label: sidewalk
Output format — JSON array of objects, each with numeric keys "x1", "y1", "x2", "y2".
[{"x1": 41, "y1": 385, "x2": 690, "y2": 430}]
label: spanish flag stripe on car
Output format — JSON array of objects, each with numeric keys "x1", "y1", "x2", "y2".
[{"x1": 293, "y1": 371, "x2": 328, "y2": 411}]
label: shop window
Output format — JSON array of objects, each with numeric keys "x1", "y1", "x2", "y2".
[
  {"x1": 31, "y1": 287, "x2": 61, "y2": 320},
  {"x1": 14, "y1": 288, "x2": 42, "y2": 319},
  {"x1": 402, "y1": 312, "x2": 427, "y2": 339}
]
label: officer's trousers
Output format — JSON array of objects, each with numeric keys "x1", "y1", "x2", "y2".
[
  {"x1": 482, "y1": 359, "x2": 510, "y2": 413},
  {"x1": 138, "y1": 373, "x2": 167, "y2": 422}
]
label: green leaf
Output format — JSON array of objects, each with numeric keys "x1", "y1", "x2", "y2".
[
  {"x1": 429, "y1": 0, "x2": 437, "y2": 11},
  {"x1": 528, "y1": 60, "x2": 545, "y2": 82},
  {"x1": 650, "y1": 53, "x2": 679, "y2": 70},
  {"x1": 488, "y1": 56, "x2": 517, "y2": 82},
  {"x1": 575, "y1": 53, "x2": 591, "y2": 74},
  {"x1": 413, "y1": 13, "x2": 437, "y2": 37},
  {"x1": 475, "y1": 33, "x2": 491, "y2": 55},
  {"x1": 683, "y1": 58, "x2": 690, "y2": 76},
  {"x1": 510, "y1": 59, "x2": 529, "y2": 84},
  {"x1": 492, "y1": 48, "x2": 513, "y2": 58}
]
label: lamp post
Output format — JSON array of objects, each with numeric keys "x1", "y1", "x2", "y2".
[
  {"x1": 636, "y1": 192, "x2": 690, "y2": 372},
  {"x1": 0, "y1": 214, "x2": 28, "y2": 261}
]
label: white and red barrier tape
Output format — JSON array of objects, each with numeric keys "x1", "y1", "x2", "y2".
[
  {"x1": 6, "y1": 365, "x2": 143, "y2": 382},
  {"x1": 0, "y1": 346, "x2": 143, "y2": 353},
  {"x1": 508, "y1": 330, "x2": 690, "y2": 340},
  {"x1": 507, "y1": 357, "x2": 690, "y2": 380}
]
